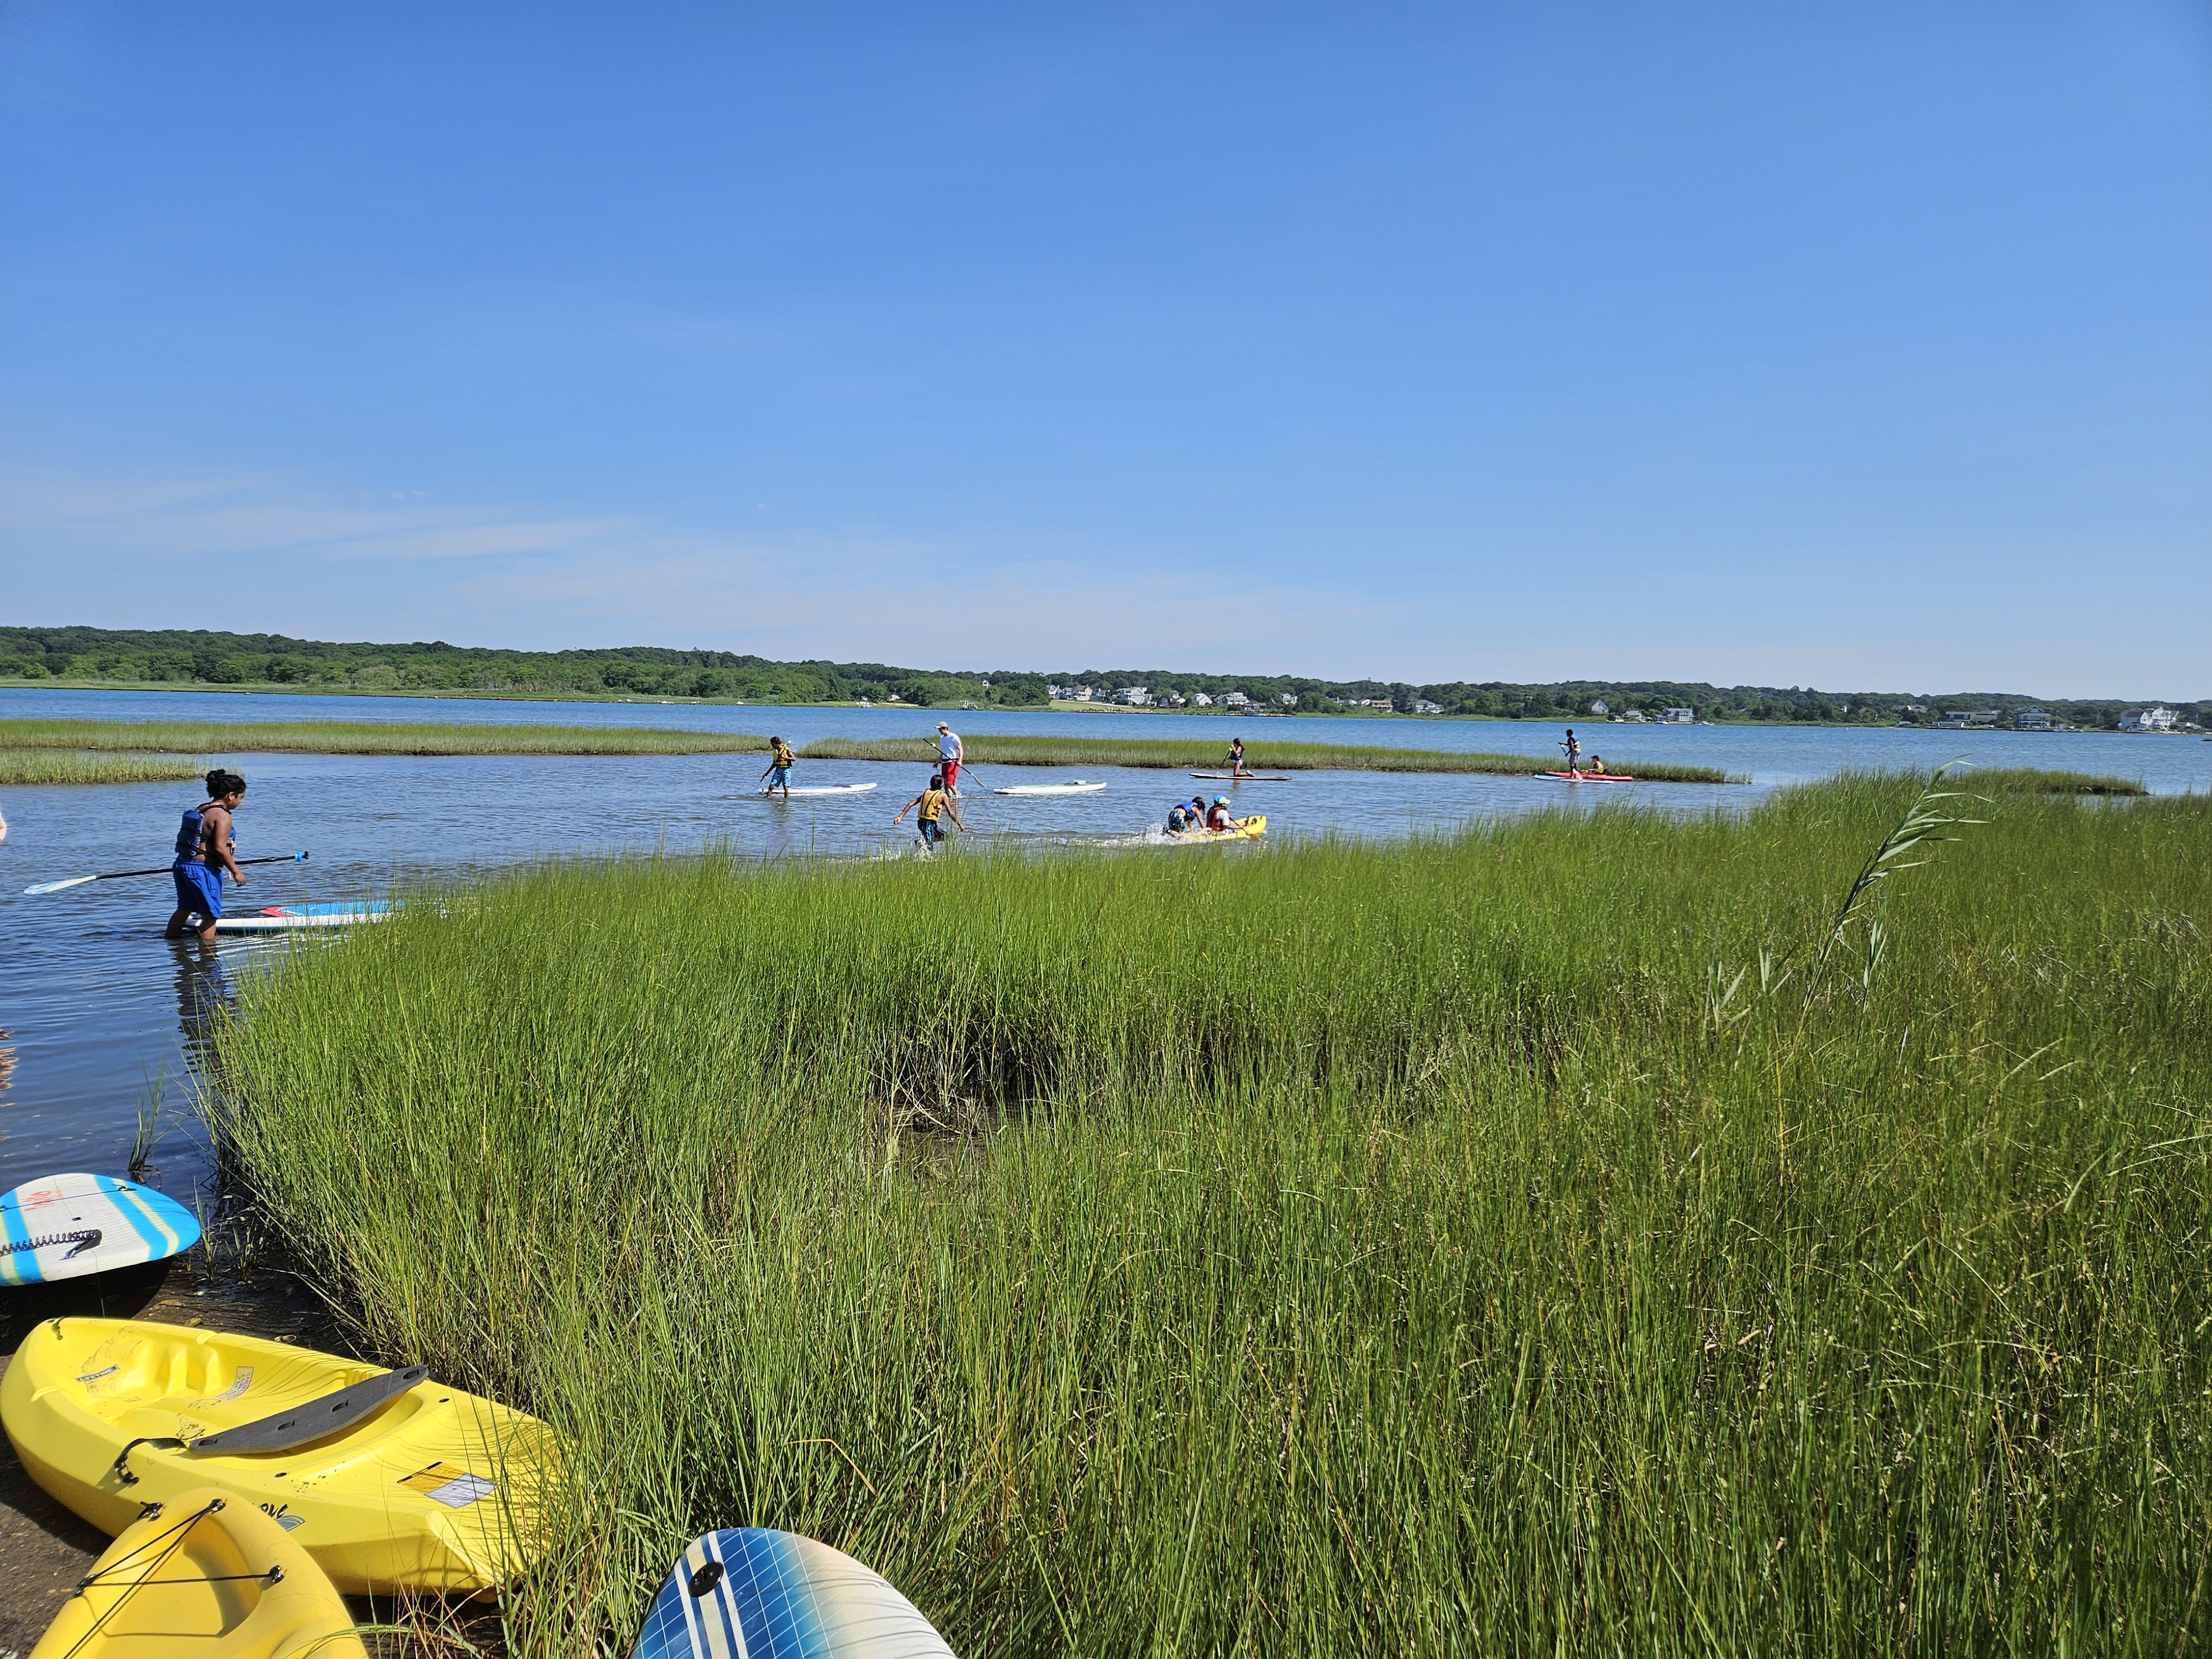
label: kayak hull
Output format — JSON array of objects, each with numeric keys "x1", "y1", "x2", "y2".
[
  {"x1": 28, "y1": 1484, "x2": 366, "y2": 1659},
  {"x1": 1164, "y1": 814, "x2": 1266, "y2": 844},
  {"x1": 2, "y1": 1319, "x2": 552, "y2": 1596}
]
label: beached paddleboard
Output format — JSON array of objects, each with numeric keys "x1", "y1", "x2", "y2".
[
  {"x1": 2, "y1": 1318, "x2": 554, "y2": 1595},
  {"x1": 1537, "y1": 772, "x2": 1635, "y2": 782},
  {"x1": 1, "y1": 1174, "x2": 201, "y2": 1287},
  {"x1": 629, "y1": 1527, "x2": 954, "y2": 1659},
  {"x1": 213, "y1": 901, "x2": 392, "y2": 933},
  {"x1": 28, "y1": 1484, "x2": 367, "y2": 1659},
  {"x1": 993, "y1": 780, "x2": 1107, "y2": 796},
  {"x1": 1189, "y1": 773, "x2": 1291, "y2": 781}
]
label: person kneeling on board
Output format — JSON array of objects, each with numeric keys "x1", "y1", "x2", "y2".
[
  {"x1": 165, "y1": 768, "x2": 249, "y2": 943},
  {"x1": 894, "y1": 769, "x2": 966, "y2": 851}
]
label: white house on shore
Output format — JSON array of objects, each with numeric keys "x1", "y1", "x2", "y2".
[
  {"x1": 2120, "y1": 706, "x2": 2176, "y2": 732},
  {"x1": 1659, "y1": 707, "x2": 1695, "y2": 724}
]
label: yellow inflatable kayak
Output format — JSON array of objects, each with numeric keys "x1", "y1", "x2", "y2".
[
  {"x1": 1166, "y1": 813, "x2": 1266, "y2": 844},
  {"x1": 3, "y1": 1319, "x2": 552, "y2": 1596},
  {"x1": 30, "y1": 1484, "x2": 366, "y2": 1659}
]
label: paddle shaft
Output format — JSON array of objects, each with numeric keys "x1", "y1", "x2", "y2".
[{"x1": 81, "y1": 852, "x2": 307, "y2": 884}]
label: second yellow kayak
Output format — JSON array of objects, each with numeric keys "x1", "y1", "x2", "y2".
[
  {"x1": 3, "y1": 1318, "x2": 554, "y2": 1595},
  {"x1": 30, "y1": 1484, "x2": 366, "y2": 1659}
]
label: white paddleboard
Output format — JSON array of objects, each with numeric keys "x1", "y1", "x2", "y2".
[
  {"x1": 993, "y1": 780, "x2": 1107, "y2": 796},
  {"x1": 213, "y1": 901, "x2": 392, "y2": 933},
  {"x1": 1, "y1": 1173, "x2": 201, "y2": 1286},
  {"x1": 772, "y1": 784, "x2": 879, "y2": 796}
]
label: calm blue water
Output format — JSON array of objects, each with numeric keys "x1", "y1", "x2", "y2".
[{"x1": 2, "y1": 686, "x2": 2206, "y2": 1205}]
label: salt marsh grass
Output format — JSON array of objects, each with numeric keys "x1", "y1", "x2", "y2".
[
  {"x1": 0, "y1": 749, "x2": 205, "y2": 784},
  {"x1": 0, "y1": 719, "x2": 766, "y2": 756},
  {"x1": 214, "y1": 775, "x2": 2209, "y2": 1655},
  {"x1": 806, "y1": 732, "x2": 1741, "y2": 782}
]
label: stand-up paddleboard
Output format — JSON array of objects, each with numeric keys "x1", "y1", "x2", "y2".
[
  {"x1": 629, "y1": 1528, "x2": 954, "y2": 1659},
  {"x1": 1, "y1": 1174, "x2": 200, "y2": 1286},
  {"x1": 993, "y1": 780, "x2": 1107, "y2": 796},
  {"x1": 214, "y1": 901, "x2": 392, "y2": 933},
  {"x1": 1189, "y1": 773, "x2": 1291, "y2": 781},
  {"x1": 758, "y1": 784, "x2": 879, "y2": 797},
  {"x1": 1537, "y1": 772, "x2": 1635, "y2": 783}
]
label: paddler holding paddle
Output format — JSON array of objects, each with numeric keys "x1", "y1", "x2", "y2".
[
  {"x1": 1227, "y1": 736, "x2": 1252, "y2": 779},
  {"x1": 936, "y1": 722, "x2": 964, "y2": 794},
  {"x1": 1561, "y1": 728, "x2": 1583, "y2": 777},
  {"x1": 164, "y1": 769, "x2": 249, "y2": 943}
]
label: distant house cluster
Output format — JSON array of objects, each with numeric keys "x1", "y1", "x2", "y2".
[{"x1": 2120, "y1": 706, "x2": 2177, "y2": 733}]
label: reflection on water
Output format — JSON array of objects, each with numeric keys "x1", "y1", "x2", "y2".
[
  {"x1": 169, "y1": 941, "x2": 236, "y2": 1074},
  {"x1": 0, "y1": 1028, "x2": 14, "y2": 1097}
]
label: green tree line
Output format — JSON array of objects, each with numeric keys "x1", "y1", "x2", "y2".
[{"x1": 1, "y1": 625, "x2": 2200, "y2": 729}]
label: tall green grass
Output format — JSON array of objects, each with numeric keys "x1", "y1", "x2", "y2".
[
  {"x1": 0, "y1": 749, "x2": 205, "y2": 784},
  {"x1": 212, "y1": 776, "x2": 2210, "y2": 1655},
  {"x1": 0, "y1": 719, "x2": 767, "y2": 756},
  {"x1": 804, "y1": 733, "x2": 1741, "y2": 782}
]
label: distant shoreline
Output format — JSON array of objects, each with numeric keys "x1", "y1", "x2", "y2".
[{"x1": 0, "y1": 679, "x2": 2166, "y2": 734}]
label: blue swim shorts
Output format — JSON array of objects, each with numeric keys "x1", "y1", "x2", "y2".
[
  {"x1": 770, "y1": 766, "x2": 791, "y2": 788},
  {"x1": 172, "y1": 860, "x2": 224, "y2": 919}
]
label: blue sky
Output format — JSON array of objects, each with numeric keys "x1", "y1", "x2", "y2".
[{"x1": 2, "y1": 3, "x2": 2205, "y2": 695}]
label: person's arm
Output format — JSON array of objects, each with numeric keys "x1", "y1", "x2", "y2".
[
  {"x1": 203, "y1": 806, "x2": 247, "y2": 882},
  {"x1": 947, "y1": 799, "x2": 967, "y2": 830},
  {"x1": 891, "y1": 795, "x2": 919, "y2": 824}
]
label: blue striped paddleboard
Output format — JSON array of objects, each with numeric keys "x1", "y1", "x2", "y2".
[
  {"x1": 629, "y1": 1528, "x2": 955, "y2": 1659},
  {"x1": 0, "y1": 1172, "x2": 201, "y2": 1286},
  {"x1": 214, "y1": 900, "x2": 393, "y2": 933}
]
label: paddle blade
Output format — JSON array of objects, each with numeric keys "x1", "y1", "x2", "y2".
[{"x1": 23, "y1": 875, "x2": 100, "y2": 896}]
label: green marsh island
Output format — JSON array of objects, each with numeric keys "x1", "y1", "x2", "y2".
[{"x1": 211, "y1": 771, "x2": 2209, "y2": 1653}]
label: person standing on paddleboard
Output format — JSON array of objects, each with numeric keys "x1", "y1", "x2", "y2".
[
  {"x1": 1562, "y1": 728, "x2": 1583, "y2": 776},
  {"x1": 763, "y1": 736, "x2": 797, "y2": 800},
  {"x1": 164, "y1": 769, "x2": 248, "y2": 943},
  {"x1": 936, "y1": 722, "x2": 964, "y2": 794},
  {"x1": 893, "y1": 769, "x2": 966, "y2": 851}
]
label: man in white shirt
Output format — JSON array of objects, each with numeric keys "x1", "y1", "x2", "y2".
[{"x1": 936, "y1": 722, "x2": 965, "y2": 794}]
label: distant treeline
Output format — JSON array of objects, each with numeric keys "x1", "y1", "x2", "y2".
[{"x1": 1, "y1": 625, "x2": 2201, "y2": 729}]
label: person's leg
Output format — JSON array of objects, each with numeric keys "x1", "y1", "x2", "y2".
[
  {"x1": 945, "y1": 759, "x2": 960, "y2": 793},
  {"x1": 166, "y1": 866, "x2": 201, "y2": 937}
]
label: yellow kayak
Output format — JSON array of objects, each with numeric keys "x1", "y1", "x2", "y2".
[
  {"x1": 1166, "y1": 813, "x2": 1266, "y2": 844},
  {"x1": 30, "y1": 1484, "x2": 366, "y2": 1659},
  {"x1": 2, "y1": 1318, "x2": 553, "y2": 1596}
]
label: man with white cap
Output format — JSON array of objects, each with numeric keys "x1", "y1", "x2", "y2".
[{"x1": 936, "y1": 721, "x2": 965, "y2": 795}]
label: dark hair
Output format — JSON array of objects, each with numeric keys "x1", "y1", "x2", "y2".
[{"x1": 205, "y1": 768, "x2": 247, "y2": 796}]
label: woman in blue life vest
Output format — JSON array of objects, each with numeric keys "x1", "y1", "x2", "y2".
[{"x1": 165, "y1": 769, "x2": 249, "y2": 942}]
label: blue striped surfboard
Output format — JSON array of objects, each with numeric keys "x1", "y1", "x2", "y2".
[
  {"x1": 0, "y1": 1172, "x2": 201, "y2": 1286},
  {"x1": 629, "y1": 1529, "x2": 954, "y2": 1659}
]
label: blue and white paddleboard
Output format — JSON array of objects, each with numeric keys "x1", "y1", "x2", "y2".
[
  {"x1": 214, "y1": 900, "x2": 393, "y2": 933},
  {"x1": 630, "y1": 1528, "x2": 955, "y2": 1659},
  {"x1": 0, "y1": 1172, "x2": 201, "y2": 1286}
]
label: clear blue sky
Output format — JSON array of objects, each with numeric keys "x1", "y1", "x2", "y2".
[{"x1": 3, "y1": 3, "x2": 2205, "y2": 695}]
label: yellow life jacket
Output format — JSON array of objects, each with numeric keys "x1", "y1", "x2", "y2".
[{"x1": 918, "y1": 787, "x2": 946, "y2": 822}]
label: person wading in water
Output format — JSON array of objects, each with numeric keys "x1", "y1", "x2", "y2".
[
  {"x1": 165, "y1": 769, "x2": 249, "y2": 943},
  {"x1": 893, "y1": 769, "x2": 967, "y2": 853}
]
